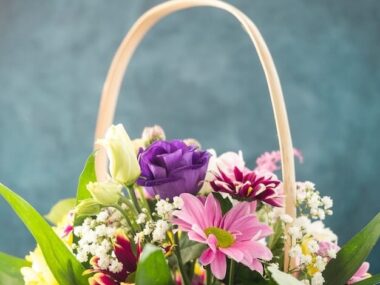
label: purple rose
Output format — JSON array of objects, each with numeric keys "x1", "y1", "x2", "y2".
[{"x1": 137, "y1": 140, "x2": 211, "y2": 200}]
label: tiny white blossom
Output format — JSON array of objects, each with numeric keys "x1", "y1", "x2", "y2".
[
  {"x1": 322, "y1": 196, "x2": 333, "y2": 209},
  {"x1": 288, "y1": 226, "x2": 302, "y2": 240},
  {"x1": 152, "y1": 220, "x2": 170, "y2": 242},
  {"x1": 315, "y1": 256, "x2": 326, "y2": 271},
  {"x1": 173, "y1": 196, "x2": 184, "y2": 209},
  {"x1": 109, "y1": 259, "x2": 123, "y2": 273},
  {"x1": 136, "y1": 213, "x2": 147, "y2": 224},
  {"x1": 311, "y1": 272, "x2": 325, "y2": 285},
  {"x1": 307, "y1": 239, "x2": 320, "y2": 253},
  {"x1": 280, "y1": 214, "x2": 293, "y2": 224},
  {"x1": 289, "y1": 245, "x2": 302, "y2": 258},
  {"x1": 327, "y1": 249, "x2": 337, "y2": 259}
]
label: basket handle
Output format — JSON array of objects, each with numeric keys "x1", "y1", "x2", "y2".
[{"x1": 94, "y1": 0, "x2": 296, "y2": 272}]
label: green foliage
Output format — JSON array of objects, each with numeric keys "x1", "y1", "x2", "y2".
[
  {"x1": 178, "y1": 233, "x2": 207, "y2": 264},
  {"x1": 268, "y1": 265, "x2": 305, "y2": 285},
  {"x1": 234, "y1": 263, "x2": 270, "y2": 285},
  {"x1": 75, "y1": 153, "x2": 97, "y2": 205},
  {"x1": 0, "y1": 251, "x2": 30, "y2": 285},
  {"x1": 45, "y1": 198, "x2": 76, "y2": 225},
  {"x1": 267, "y1": 220, "x2": 284, "y2": 268},
  {"x1": 323, "y1": 212, "x2": 380, "y2": 285},
  {"x1": 0, "y1": 183, "x2": 88, "y2": 285},
  {"x1": 135, "y1": 244, "x2": 173, "y2": 285},
  {"x1": 213, "y1": 192, "x2": 233, "y2": 214}
]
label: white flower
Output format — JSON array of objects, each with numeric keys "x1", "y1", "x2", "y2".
[
  {"x1": 289, "y1": 245, "x2": 302, "y2": 258},
  {"x1": 294, "y1": 216, "x2": 311, "y2": 229},
  {"x1": 311, "y1": 272, "x2": 325, "y2": 285},
  {"x1": 288, "y1": 226, "x2": 303, "y2": 240},
  {"x1": 87, "y1": 181, "x2": 122, "y2": 205},
  {"x1": 307, "y1": 221, "x2": 337, "y2": 243},
  {"x1": 315, "y1": 256, "x2": 326, "y2": 271},
  {"x1": 327, "y1": 249, "x2": 337, "y2": 259},
  {"x1": 173, "y1": 196, "x2": 184, "y2": 209},
  {"x1": 97, "y1": 124, "x2": 141, "y2": 185},
  {"x1": 152, "y1": 220, "x2": 170, "y2": 242},
  {"x1": 307, "y1": 239, "x2": 319, "y2": 253},
  {"x1": 109, "y1": 259, "x2": 123, "y2": 273},
  {"x1": 280, "y1": 214, "x2": 294, "y2": 224},
  {"x1": 322, "y1": 196, "x2": 333, "y2": 209},
  {"x1": 136, "y1": 213, "x2": 147, "y2": 224}
]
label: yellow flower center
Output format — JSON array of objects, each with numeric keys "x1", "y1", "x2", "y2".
[{"x1": 204, "y1": 227, "x2": 235, "y2": 248}]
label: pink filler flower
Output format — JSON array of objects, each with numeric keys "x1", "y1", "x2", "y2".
[{"x1": 173, "y1": 193, "x2": 273, "y2": 280}]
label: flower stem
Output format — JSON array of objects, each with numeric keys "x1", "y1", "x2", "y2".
[
  {"x1": 173, "y1": 231, "x2": 191, "y2": 285},
  {"x1": 126, "y1": 185, "x2": 142, "y2": 213},
  {"x1": 136, "y1": 186, "x2": 152, "y2": 218},
  {"x1": 206, "y1": 266, "x2": 212, "y2": 285},
  {"x1": 111, "y1": 204, "x2": 136, "y2": 236},
  {"x1": 228, "y1": 259, "x2": 235, "y2": 285}
]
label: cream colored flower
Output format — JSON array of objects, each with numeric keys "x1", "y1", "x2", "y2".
[
  {"x1": 97, "y1": 124, "x2": 141, "y2": 185},
  {"x1": 21, "y1": 247, "x2": 58, "y2": 285},
  {"x1": 87, "y1": 180, "x2": 122, "y2": 205}
]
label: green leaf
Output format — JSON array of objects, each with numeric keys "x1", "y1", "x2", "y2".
[
  {"x1": 0, "y1": 183, "x2": 88, "y2": 285},
  {"x1": 213, "y1": 192, "x2": 233, "y2": 214},
  {"x1": 268, "y1": 265, "x2": 305, "y2": 285},
  {"x1": 268, "y1": 220, "x2": 285, "y2": 268},
  {"x1": 324, "y1": 213, "x2": 380, "y2": 285},
  {"x1": 45, "y1": 198, "x2": 76, "y2": 225},
  {"x1": 234, "y1": 263, "x2": 270, "y2": 285},
  {"x1": 354, "y1": 275, "x2": 380, "y2": 285},
  {"x1": 75, "y1": 153, "x2": 97, "y2": 205},
  {"x1": 179, "y1": 233, "x2": 207, "y2": 264},
  {"x1": 135, "y1": 244, "x2": 173, "y2": 285},
  {"x1": 0, "y1": 251, "x2": 30, "y2": 285}
]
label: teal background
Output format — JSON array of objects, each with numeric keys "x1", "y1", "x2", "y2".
[{"x1": 1, "y1": 0, "x2": 379, "y2": 272}]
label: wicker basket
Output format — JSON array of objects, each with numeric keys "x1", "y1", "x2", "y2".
[{"x1": 93, "y1": 0, "x2": 297, "y2": 272}]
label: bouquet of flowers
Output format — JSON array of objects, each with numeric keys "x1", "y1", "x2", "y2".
[
  {"x1": 1, "y1": 1, "x2": 379, "y2": 285},
  {"x1": 0, "y1": 124, "x2": 379, "y2": 285}
]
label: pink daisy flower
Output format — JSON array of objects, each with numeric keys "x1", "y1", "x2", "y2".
[
  {"x1": 347, "y1": 262, "x2": 371, "y2": 284},
  {"x1": 172, "y1": 193, "x2": 273, "y2": 280}
]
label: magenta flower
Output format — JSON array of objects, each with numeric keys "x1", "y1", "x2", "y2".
[
  {"x1": 173, "y1": 193, "x2": 273, "y2": 280},
  {"x1": 137, "y1": 140, "x2": 211, "y2": 200},
  {"x1": 347, "y1": 262, "x2": 371, "y2": 284},
  {"x1": 210, "y1": 166, "x2": 283, "y2": 207}
]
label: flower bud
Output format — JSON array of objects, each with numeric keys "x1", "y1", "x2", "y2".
[
  {"x1": 75, "y1": 199, "x2": 102, "y2": 218},
  {"x1": 86, "y1": 181, "x2": 122, "y2": 205},
  {"x1": 142, "y1": 125, "x2": 166, "y2": 146},
  {"x1": 97, "y1": 124, "x2": 141, "y2": 185}
]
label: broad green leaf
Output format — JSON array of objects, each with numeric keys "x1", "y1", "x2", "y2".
[
  {"x1": 179, "y1": 233, "x2": 207, "y2": 264},
  {"x1": 268, "y1": 265, "x2": 305, "y2": 285},
  {"x1": 213, "y1": 192, "x2": 233, "y2": 214},
  {"x1": 268, "y1": 220, "x2": 285, "y2": 268},
  {"x1": 75, "y1": 153, "x2": 97, "y2": 205},
  {"x1": 45, "y1": 198, "x2": 76, "y2": 225},
  {"x1": 234, "y1": 263, "x2": 270, "y2": 285},
  {"x1": 324, "y1": 213, "x2": 380, "y2": 285},
  {"x1": 0, "y1": 251, "x2": 30, "y2": 285},
  {"x1": 135, "y1": 244, "x2": 173, "y2": 285},
  {"x1": 354, "y1": 275, "x2": 380, "y2": 285},
  {"x1": 0, "y1": 183, "x2": 88, "y2": 285}
]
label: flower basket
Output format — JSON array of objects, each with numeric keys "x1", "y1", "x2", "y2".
[{"x1": 0, "y1": 1, "x2": 379, "y2": 285}]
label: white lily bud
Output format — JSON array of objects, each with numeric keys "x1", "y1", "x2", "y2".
[
  {"x1": 97, "y1": 124, "x2": 141, "y2": 185},
  {"x1": 86, "y1": 181, "x2": 122, "y2": 205}
]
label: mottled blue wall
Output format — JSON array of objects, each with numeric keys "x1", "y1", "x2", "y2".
[{"x1": 1, "y1": 0, "x2": 379, "y2": 272}]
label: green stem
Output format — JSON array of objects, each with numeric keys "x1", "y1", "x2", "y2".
[
  {"x1": 126, "y1": 185, "x2": 142, "y2": 213},
  {"x1": 228, "y1": 259, "x2": 235, "y2": 285},
  {"x1": 111, "y1": 204, "x2": 136, "y2": 236},
  {"x1": 136, "y1": 186, "x2": 152, "y2": 218},
  {"x1": 206, "y1": 266, "x2": 212, "y2": 285},
  {"x1": 173, "y1": 231, "x2": 191, "y2": 285},
  {"x1": 120, "y1": 196, "x2": 139, "y2": 217}
]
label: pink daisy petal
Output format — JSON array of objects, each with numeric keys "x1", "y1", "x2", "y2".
[
  {"x1": 211, "y1": 251, "x2": 227, "y2": 280},
  {"x1": 204, "y1": 194, "x2": 223, "y2": 227},
  {"x1": 199, "y1": 248, "x2": 216, "y2": 265},
  {"x1": 220, "y1": 247, "x2": 244, "y2": 262}
]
